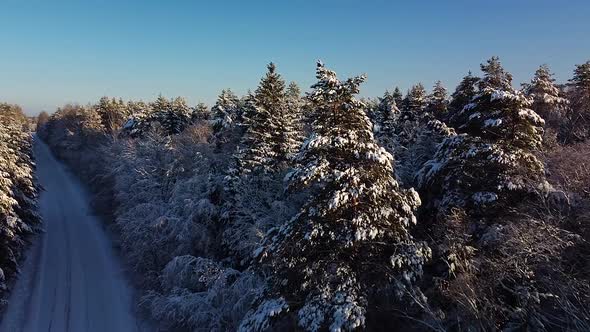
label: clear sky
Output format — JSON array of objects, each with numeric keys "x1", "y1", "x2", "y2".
[{"x1": 1, "y1": 0, "x2": 589, "y2": 115}]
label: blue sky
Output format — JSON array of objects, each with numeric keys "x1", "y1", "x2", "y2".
[{"x1": 1, "y1": 0, "x2": 589, "y2": 115}]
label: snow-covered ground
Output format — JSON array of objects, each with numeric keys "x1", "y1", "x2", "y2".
[{"x1": 0, "y1": 137, "x2": 144, "y2": 332}]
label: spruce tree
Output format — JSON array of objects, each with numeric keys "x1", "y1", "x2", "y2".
[
  {"x1": 563, "y1": 60, "x2": 590, "y2": 142},
  {"x1": 240, "y1": 62, "x2": 430, "y2": 332},
  {"x1": 191, "y1": 102, "x2": 210, "y2": 122},
  {"x1": 401, "y1": 83, "x2": 427, "y2": 121},
  {"x1": 427, "y1": 81, "x2": 449, "y2": 120},
  {"x1": 374, "y1": 90, "x2": 399, "y2": 152},
  {"x1": 0, "y1": 112, "x2": 40, "y2": 299},
  {"x1": 212, "y1": 89, "x2": 240, "y2": 134},
  {"x1": 255, "y1": 63, "x2": 300, "y2": 167},
  {"x1": 478, "y1": 56, "x2": 513, "y2": 90},
  {"x1": 95, "y1": 96, "x2": 130, "y2": 135},
  {"x1": 150, "y1": 96, "x2": 192, "y2": 135},
  {"x1": 523, "y1": 64, "x2": 567, "y2": 131},
  {"x1": 448, "y1": 71, "x2": 480, "y2": 123},
  {"x1": 392, "y1": 86, "x2": 403, "y2": 109},
  {"x1": 236, "y1": 63, "x2": 300, "y2": 174},
  {"x1": 418, "y1": 57, "x2": 545, "y2": 213}
]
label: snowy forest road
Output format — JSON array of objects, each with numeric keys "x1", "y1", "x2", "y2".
[{"x1": 0, "y1": 137, "x2": 143, "y2": 332}]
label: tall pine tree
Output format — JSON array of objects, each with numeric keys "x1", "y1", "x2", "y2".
[
  {"x1": 448, "y1": 71, "x2": 480, "y2": 123},
  {"x1": 240, "y1": 62, "x2": 429, "y2": 332},
  {"x1": 427, "y1": 81, "x2": 449, "y2": 120},
  {"x1": 418, "y1": 57, "x2": 545, "y2": 214},
  {"x1": 212, "y1": 89, "x2": 240, "y2": 134},
  {"x1": 563, "y1": 60, "x2": 590, "y2": 143},
  {"x1": 523, "y1": 64, "x2": 567, "y2": 132}
]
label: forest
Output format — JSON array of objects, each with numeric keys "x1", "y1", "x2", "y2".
[
  {"x1": 3, "y1": 56, "x2": 590, "y2": 331},
  {"x1": 0, "y1": 104, "x2": 40, "y2": 310}
]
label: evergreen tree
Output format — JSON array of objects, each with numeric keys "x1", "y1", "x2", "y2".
[
  {"x1": 418, "y1": 57, "x2": 545, "y2": 214},
  {"x1": 191, "y1": 102, "x2": 210, "y2": 122},
  {"x1": 95, "y1": 97, "x2": 130, "y2": 135},
  {"x1": 236, "y1": 91, "x2": 275, "y2": 175},
  {"x1": 392, "y1": 86, "x2": 403, "y2": 109},
  {"x1": 523, "y1": 64, "x2": 567, "y2": 131},
  {"x1": 237, "y1": 63, "x2": 301, "y2": 174},
  {"x1": 149, "y1": 96, "x2": 192, "y2": 135},
  {"x1": 255, "y1": 63, "x2": 300, "y2": 167},
  {"x1": 448, "y1": 71, "x2": 480, "y2": 122},
  {"x1": 374, "y1": 90, "x2": 399, "y2": 152},
  {"x1": 240, "y1": 62, "x2": 430, "y2": 332},
  {"x1": 212, "y1": 89, "x2": 240, "y2": 134},
  {"x1": 427, "y1": 81, "x2": 449, "y2": 120},
  {"x1": 401, "y1": 83, "x2": 427, "y2": 121},
  {"x1": 0, "y1": 109, "x2": 40, "y2": 301},
  {"x1": 478, "y1": 56, "x2": 513, "y2": 90},
  {"x1": 563, "y1": 60, "x2": 590, "y2": 142}
]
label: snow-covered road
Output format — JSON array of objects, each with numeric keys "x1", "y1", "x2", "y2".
[{"x1": 0, "y1": 137, "x2": 142, "y2": 332}]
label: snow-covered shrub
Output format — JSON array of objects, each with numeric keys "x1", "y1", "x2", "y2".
[{"x1": 142, "y1": 256, "x2": 265, "y2": 331}]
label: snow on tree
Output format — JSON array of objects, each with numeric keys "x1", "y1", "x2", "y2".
[
  {"x1": 392, "y1": 86, "x2": 403, "y2": 110},
  {"x1": 427, "y1": 80, "x2": 449, "y2": 120},
  {"x1": 418, "y1": 57, "x2": 546, "y2": 214},
  {"x1": 0, "y1": 105, "x2": 40, "y2": 306},
  {"x1": 192, "y1": 102, "x2": 210, "y2": 122},
  {"x1": 448, "y1": 71, "x2": 480, "y2": 123},
  {"x1": 395, "y1": 118, "x2": 456, "y2": 188},
  {"x1": 374, "y1": 90, "x2": 400, "y2": 153},
  {"x1": 120, "y1": 96, "x2": 192, "y2": 137},
  {"x1": 236, "y1": 63, "x2": 301, "y2": 175},
  {"x1": 141, "y1": 256, "x2": 266, "y2": 331},
  {"x1": 150, "y1": 96, "x2": 192, "y2": 135},
  {"x1": 478, "y1": 56, "x2": 513, "y2": 90},
  {"x1": 212, "y1": 89, "x2": 240, "y2": 134},
  {"x1": 391, "y1": 84, "x2": 433, "y2": 182},
  {"x1": 401, "y1": 83, "x2": 427, "y2": 120},
  {"x1": 563, "y1": 60, "x2": 590, "y2": 143},
  {"x1": 240, "y1": 62, "x2": 430, "y2": 332},
  {"x1": 95, "y1": 96, "x2": 130, "y2": 135},
  {"x1": 224, "y1": 64, "x2": 304, "y2": 265},
  {"x1": 522, "y1": 64, "x2": 568, "y2": 131},
  {"x1": 286, "y1": 81, "x2": 304, "y2": 139}
]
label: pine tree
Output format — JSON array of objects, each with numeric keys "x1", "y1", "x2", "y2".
[
  {"x1": 284, "y1": 81, "x2": 304, "y2": 152},
  {"x1": 240, "y1": 62, "x2": 430, "y2": 332},
  {"x1": 237, "y1": 63, "x2": 301, "y2": 175},
  {"x1": 392, "y1": 86, "x2": 403, "y2": 109},
  {"x1": 0, "y1": 109, "x2": 40, "y2": 301},
  {"x1": 563, "y1": 60, "x2": 590, "y2": 143},
  {"x1": 374, "y1": 90, "x2": 400, "y2": 152},
  {"x1": 236, "y1": 91, "x2": 275, "y2": 175},
  {"x1": 418, "y1": 57, "x2": 545, "y2": 214},
  {"x1": 212, "y1": 89, "x2": 240, "y2": 134},
  {"x1": 427, "y1": 81, "x2": 449, "y2": 120},
  {"x1": 479, "y1": 56, "x2": 513, "y2": 90},
  {"x1": 401, "y1": 83, "x2": 427, "y2": 121},
  {"x1": 448, "y1": 71, "x2": 480, "y2": 122},
  {"x1": 255, "y1": 63, "x2": 301, "y2": 167},
  {"x1": 148, "y1": 96, "x2": 192, "y2": 135},
  {"x1": 95, "y1": 96, "x2": 130, "y2": 135},
  {"x1": 523, "y1": 64, "x2": 567, "y2": 131},
  {"x1": 191, "y1": 102, "x2": 210, "y2": 122}
]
